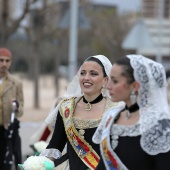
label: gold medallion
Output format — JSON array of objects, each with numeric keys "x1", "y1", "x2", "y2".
[{"x1": 85, "y1": 102, "x2": 92, "y2": 111}]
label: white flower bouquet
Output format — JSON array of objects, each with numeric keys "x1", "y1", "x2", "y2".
[{"x1": 18, "y1": 156, "x2": 54, "y2": 170}]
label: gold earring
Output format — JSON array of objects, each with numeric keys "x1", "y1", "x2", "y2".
[{"x1": 101, "y1": 85, "x2": 106, "y2": 96}]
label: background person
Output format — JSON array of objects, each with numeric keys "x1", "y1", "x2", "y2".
[
  {"x1": 0, "y1": 47, "x2": 24, "y2": 170},
  {"x1": 93, "y1": 55, "x2": 170, "y2": 170}
]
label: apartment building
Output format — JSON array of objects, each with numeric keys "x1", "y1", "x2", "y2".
[
  {"x1": 142, "y1": 0, "x2": 170, "y2": 18},
  {"x1": 122, "y1": 0, "x2": 170, "y2": 69}
]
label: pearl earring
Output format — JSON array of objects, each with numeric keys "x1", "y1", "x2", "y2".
[
  {"x1": 101, "y1": 85, "x2": 106, "y2": 96},
  {"x1": 130, "y1": 90, "x2": 137, "y2": 104}
]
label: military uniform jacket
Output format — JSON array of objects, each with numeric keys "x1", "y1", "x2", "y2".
[{"x1": 1, "y1": 72, "x2": 23, "y2": 129}]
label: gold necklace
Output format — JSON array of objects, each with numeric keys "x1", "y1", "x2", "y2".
[
  {"x1": 83, "y1": 94, "x2": 103, "y2": 111},
  {"x1": 84, "y1": 102, "x2": 91, "y2": 111}
]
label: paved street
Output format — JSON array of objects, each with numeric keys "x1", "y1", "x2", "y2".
[{"x1": 20, "y1": 121, "x2": 44, "y2": 161}]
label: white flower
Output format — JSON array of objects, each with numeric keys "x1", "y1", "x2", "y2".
[
  {"x1": 34, "y1": 141, "x2": 48, "y2": 153},
  {"x1": 23, "y1": 156, "x2": 54, "y2": 170}
]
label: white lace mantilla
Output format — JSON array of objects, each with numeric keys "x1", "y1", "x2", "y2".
[
  {"x1": 40, "y1": 148, "x2": 62, "y2": 159},
  {"x1": 127, "y1": 55, "x2": 170, "y2": 155}
]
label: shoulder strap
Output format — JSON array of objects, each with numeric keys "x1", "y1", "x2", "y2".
[{"x1": 59, "y1": 98, "x2": 100, "y2": 170}]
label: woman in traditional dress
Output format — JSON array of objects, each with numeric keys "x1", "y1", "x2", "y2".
[
  {"x1": 40, "y1": 55, "x2": 116, "y2": 170},
  {"x1": 93, "y1": 55, "x2": 170, "y2": 170}
]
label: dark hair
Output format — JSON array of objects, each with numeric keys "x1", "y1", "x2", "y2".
[
  {"x1": 166, "y1": 70, "x2": 170, "y2": 79},
  {"x1": 85, "y1": 57, "x2": 107, "y2": 77},
  {"x1": 115, "y1": 56, "x2": 135, "y2": 84}
]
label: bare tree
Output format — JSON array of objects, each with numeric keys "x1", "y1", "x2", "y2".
[
  {"x1": 0, "y1": 0, "x2": 48, "y2": 108},
  {"x1": 0, "y1": 0, "x2": 39, "y2": 45}
]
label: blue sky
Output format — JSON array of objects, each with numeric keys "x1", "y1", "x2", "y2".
[{"x1": 91, "y1": 0, "x2": 142, "y2": 13}]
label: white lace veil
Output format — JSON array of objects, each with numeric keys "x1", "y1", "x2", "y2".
[
  {"x1": 45, "y1": 55, "x2": 112, "y2": 127},
  {"x1": 127, "y1": 54, "x2": 170, "y2": 155}
]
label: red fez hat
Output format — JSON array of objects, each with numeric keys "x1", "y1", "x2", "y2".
[{"x1": 0, "y1": 48, "x2": 12, "y2": 58}]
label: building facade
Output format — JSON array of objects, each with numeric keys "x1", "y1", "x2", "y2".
[
  {"x1": 122, "y1": 0, "x2": 170, "y2": 70},
  {"x1": 142, "y1": 0, "x2": 170, "y2": 18}
]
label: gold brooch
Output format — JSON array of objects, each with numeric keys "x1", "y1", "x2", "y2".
[{"x1": 85, "y1": 102, "x2": 92, "y2": 111}]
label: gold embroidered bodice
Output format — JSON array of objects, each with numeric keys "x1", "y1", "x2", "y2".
[
  {"x1": 73, "y1": 117, "x2": 101, "y2": 129},
  {"x1": 73, "y1": 97, "x2": 117, "y2": 137}
]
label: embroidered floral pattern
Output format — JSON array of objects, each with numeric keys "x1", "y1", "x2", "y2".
[
  {"x1": 73, "y1": 117, "x2": 101, "y2": 129},
  {"x1": 141, "y1": 119, "x2": 170, "y2": 155}
]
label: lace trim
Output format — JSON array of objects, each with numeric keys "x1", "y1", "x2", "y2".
[
  {"x1": 110, "y1": 123, "x2": 140, "y2": 149},
  {"x1": 73, "y1": 117, "x2": 101, "y2": 129},
  {"x1": 40, "y1": 149, "x2": 62, "y2": 159}
]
